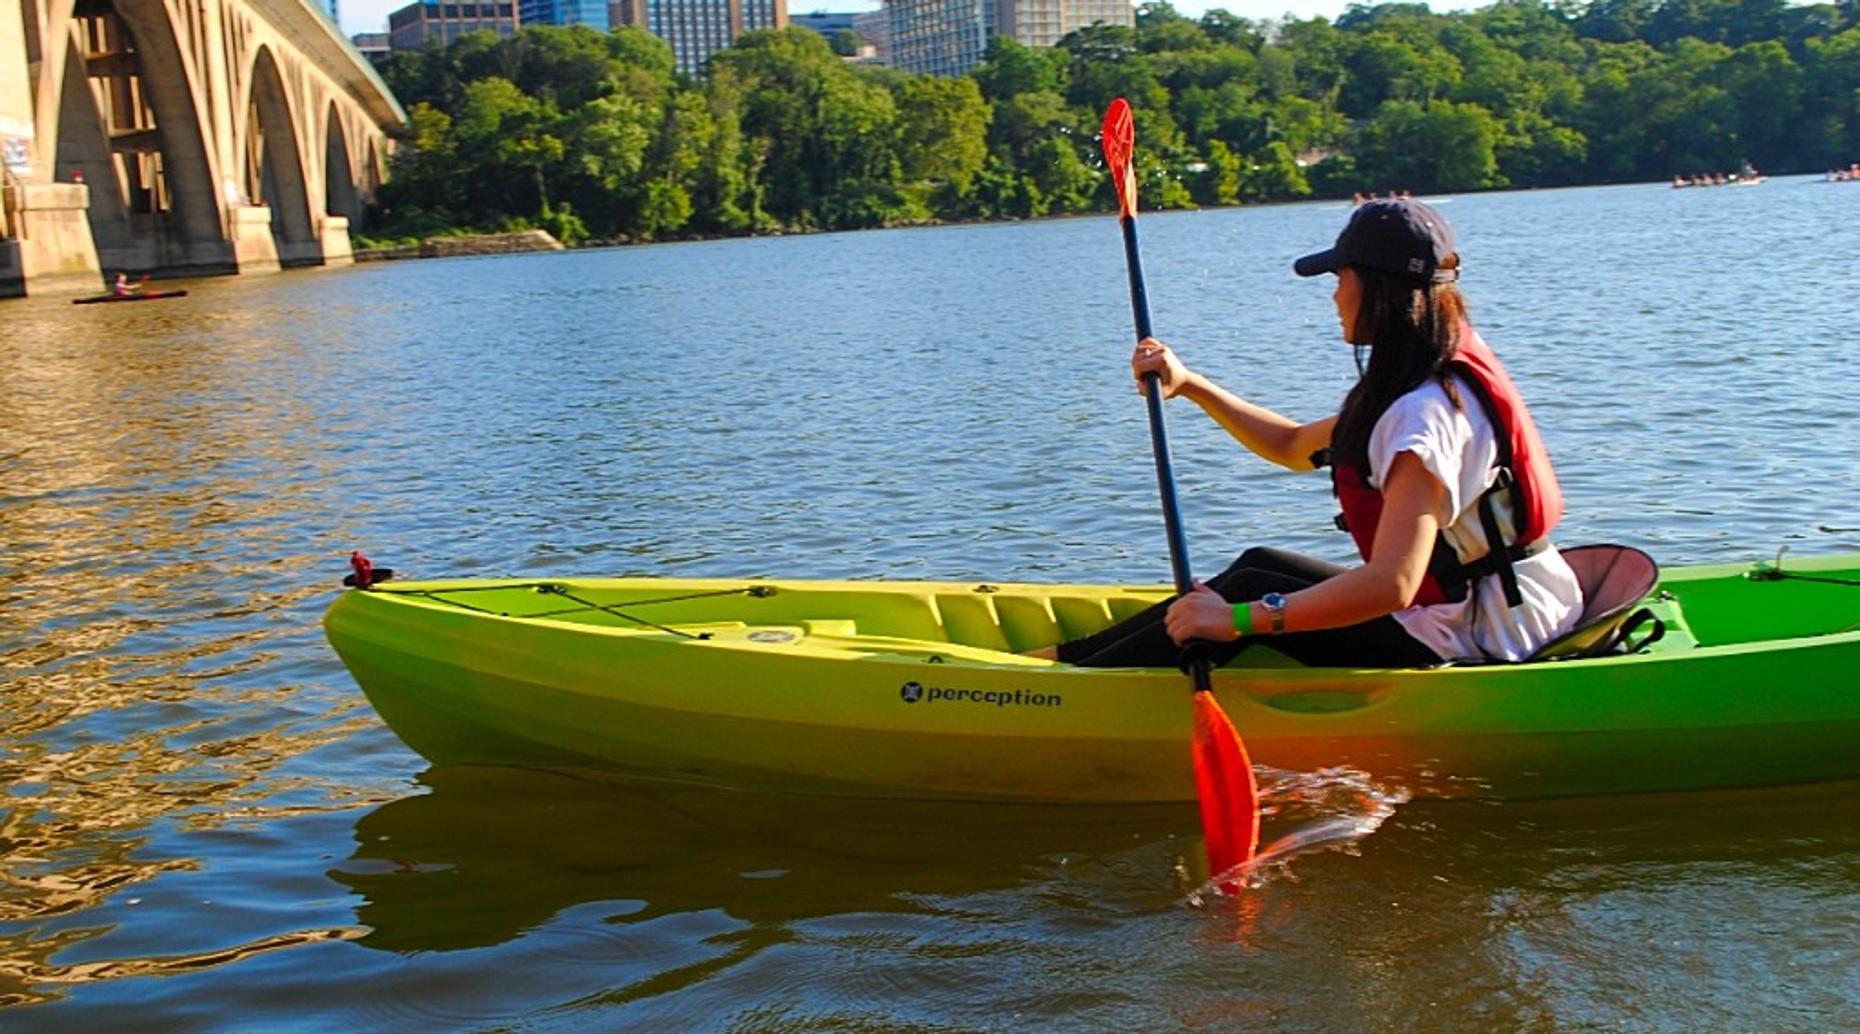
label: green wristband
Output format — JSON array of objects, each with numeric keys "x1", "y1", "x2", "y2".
[{"x1": 1233, "y1": 602, "x2": 1254, "y2": 636}]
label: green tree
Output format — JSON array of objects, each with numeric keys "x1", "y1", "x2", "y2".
[
  {"x1": 1356, "y1": 98, "x2": 1506, "y2": 191},
  {"x1": 1137, "y1": 1, "x2": 1212, "y2": 51},
  {"x1": 1716, "y1": 40, "x2": 1803, "y2": 168},
  {"x1": 558, "y1": 91, "x2": 656, "y2": 233},
  {"x1": 1342, "y1": 26, "x2": 1464, "y2": 113},
  {"x1": 499, "y1": 25, "x2": 621, "y2": 109},
  {"x1": 449, "y1": 77, "x2": 570, "y2": 228},
  {"x1": 896, "y1": 76, "x2": 992, "y2": 195},
  {"x1": 712, "y1": 28, "x2": 905, "y2": 228},
  {"x1": 1199, "y1": 9, "x2": 1264, "y2": 49},
  {"x1": 1025, "y1": 134, "x2": 1100, "y2": 215},
  {"x1": 1799, "y1": 25, "x2": 1860, "y2": 166},
  {"x1": 1192, "y1": 137, "x2": 1245, "y2": 204},
  {"x1": 1240, "y1": 139, "x2": 1312, "y2": 198},
  {"x1": 973, "y1": 37, "x2": 1068, "y2": 100}
]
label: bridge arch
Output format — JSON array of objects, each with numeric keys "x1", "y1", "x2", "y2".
[
  {"x1": 104, "y1": 0, "x2": 225, "y2": 250},
  {"x1": 244, "y1": 45, "x2": 317, "y2": 264},
  {"x1": 51, "y1": 36, "x2": 135, "y2": 263},
  {"x1": 45, "y1": 0, "x2": 229, "y2": 271},
  {"x1": 323, "y1": 100, "x2": 361, "y2": 224}
]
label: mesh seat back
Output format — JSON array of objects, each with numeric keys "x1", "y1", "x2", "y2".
[{"x1": 1529, "y1": 545, "x2": 1661, "y2": 661}]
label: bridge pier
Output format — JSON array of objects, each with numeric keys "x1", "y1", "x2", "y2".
[
  {"x1": 321, "y1": 215, "x2": 353, "y2": 266},
  {"x1": 0, "y1": 181, "x2": 102, "y2": 295},
  {"x1": 226, "y1": 203, "x2": 279, "y2": 274}
]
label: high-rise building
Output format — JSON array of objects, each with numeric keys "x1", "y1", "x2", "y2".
[
  {"x1": 387, "y1": 1, "x2": 520, "y2": 50},
  {"x1": 995, "y1": 0, "x2": 1128, "y2": 48},
  {"x1": 883, "y1": 0, "x2": 1129, "y2": 75},
  {"x1": 790, "y1": 9, "x2": 856, "y2": 36},
  {"x1": 611, "y1": 0, "x2": 787, "y2": 76},
  {"x1": 851, "y1": 9, "x2": 889, "y2": 62},
  {"x1": 886, "y1": 0, "x2": 985, "y2": 76},
  {"x1": 521, "y1": 0, "x2": 610, "y2": 30},
  {"x1": 351, "y1": 30, "x2": 393, "y2": 62}
]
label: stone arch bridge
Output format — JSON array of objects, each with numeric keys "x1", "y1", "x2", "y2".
[{"x1": 2, "y1": 0, "x2": 404, "y2": 295}]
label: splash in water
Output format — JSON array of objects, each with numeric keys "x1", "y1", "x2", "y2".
[{"x1": 1187, "y1": 764, "x2": 1410, "y2": 904}]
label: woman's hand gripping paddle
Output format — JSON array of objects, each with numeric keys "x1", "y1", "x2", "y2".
[{"x1": 1101, "y1": 98, "x2": 1259, "y2": 881}]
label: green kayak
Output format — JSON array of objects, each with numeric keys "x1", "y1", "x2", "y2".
[{"x1": 324, "y1": 551, "x2": 1860, "y2": 801}]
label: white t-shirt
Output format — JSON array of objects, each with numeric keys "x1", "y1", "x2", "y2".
[{"x1": 1365, "y1": 376, "x2": 1583, "y2": 662}]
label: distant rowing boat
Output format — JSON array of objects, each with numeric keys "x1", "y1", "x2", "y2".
[{"x1": 72, "y1": 289, "x2": 189, "y2": 305}]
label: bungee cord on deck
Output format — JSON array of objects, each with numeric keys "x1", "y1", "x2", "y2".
[{"x1": 359, "y1": 580, "x2": 778, "y2": 640}]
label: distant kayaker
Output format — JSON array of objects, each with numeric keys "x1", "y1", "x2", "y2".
[
  {"x1": 112, "y1": 272, "x2": 146, "y2": 297},
  {"x1": 1034, "y1": 199, "x2": 1583, "y2": 668}
]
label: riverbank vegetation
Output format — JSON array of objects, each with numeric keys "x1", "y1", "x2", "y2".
[{"x1": 365, "y1": 0, "x2": 1860, "y2": 244}]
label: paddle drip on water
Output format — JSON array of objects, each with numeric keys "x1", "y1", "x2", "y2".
[
  {"x1": 1100, "y1": 97, "x2": 1260, "y2": 878},
  {"x1": 1186, "y1": 765, "x2": 1409, "y2": 903}
]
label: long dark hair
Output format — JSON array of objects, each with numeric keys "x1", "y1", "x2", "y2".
[{"x1": 1331, "y1": 266, "x2": 1468, "y2": 475}]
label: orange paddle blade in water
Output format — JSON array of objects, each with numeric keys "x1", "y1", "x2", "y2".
[{"x1": 1193, "y1": 690, "x2": 1261, "y2": 881}]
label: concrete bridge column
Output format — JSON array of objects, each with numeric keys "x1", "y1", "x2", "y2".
[
  {"x1": 2, "y1": 0, "x2": 101, "y2": 294},
  {"x1": 0, "y1": 181, "x2": 103, "y2": 294},
  {"x1": 227, "y1": 201, "x2": 279, "y2": 272},
  {"x1": 320, "y1": 213, "x2": 351, "y2": 264}
]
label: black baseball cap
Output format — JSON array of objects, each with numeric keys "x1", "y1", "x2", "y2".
[{"x1": 1294, "y1": 199, "x2": 1459, "y2": 282}]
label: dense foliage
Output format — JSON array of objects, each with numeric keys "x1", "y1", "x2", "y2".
[{"x1": 369, "y1": 0, "x2": 1860, "y2": 242}]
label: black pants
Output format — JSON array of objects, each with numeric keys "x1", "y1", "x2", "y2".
[{"x1": 1055, "y1": 547, "x2": 1442, "y2": 669}]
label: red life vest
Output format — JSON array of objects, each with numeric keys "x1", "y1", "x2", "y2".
[{"x1": 1329, "y1": 329, "x2": 1564, "y2": 607}]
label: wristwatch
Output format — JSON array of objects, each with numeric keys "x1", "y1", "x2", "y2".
[{"x1": 1260, "y1": 592, "x2": 1289, "y2": 634}]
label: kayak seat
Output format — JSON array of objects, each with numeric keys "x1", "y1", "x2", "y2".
[{"x1": 1528, "y1": 544, "x2": 1665, "y2": 662}]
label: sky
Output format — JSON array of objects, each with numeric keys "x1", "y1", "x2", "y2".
[{"x1": 341, "y1": 0, "x2": 1485, "y2": 45}]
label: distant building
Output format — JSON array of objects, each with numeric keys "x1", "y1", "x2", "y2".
[
  {"x1": 887, "y1": 0, "x2": 987, "y2": 76},
  {"x1": 521, "y1": 0, "x2": 610, "y2": 30},
  {"x1": 995, "y1": 0, "x2": 1129, "y2": 48},
  {"x1": 326, "y1": 0, "x2": 341, "y2": 24},
  {"x1": 790, "y1": 9, "x2": 856, "y2": 36},
  {"x1": 611, "y1": 0, "x2": 787, "y2": 76},
  {"x1": 387, "y1": 1, "x2": 521, "y2": 49},
  {"x1": 793, "y1": 10, "x2": 885, "y2": 59},
  {"x1": 852, "y1": 8, "x2": 889, "y2": 61},
  {"x1": 351, "y1": 30, "x2": 393, "y2": 62},
  {"x1": 881, "y1": 0, "x2": 1128, "y2": 75}
]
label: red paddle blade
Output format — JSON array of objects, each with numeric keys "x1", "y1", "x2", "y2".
[
  {"x1": 1100, "y1": 99, "x2": 1137, "y2": 219},
  {"x1": 1192, "y1": 691, "x2": 1260, "y2": 882}
]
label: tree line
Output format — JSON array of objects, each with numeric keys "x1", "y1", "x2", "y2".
[{"x1": 367, "y1": 0, "x2": 1860, "y2": 243}]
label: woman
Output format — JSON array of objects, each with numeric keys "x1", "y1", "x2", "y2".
[{"x1": 1041, "y1": 200, "x2": 1583, "y2": 669}]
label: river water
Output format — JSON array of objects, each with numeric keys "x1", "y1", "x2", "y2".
[{"x1": 3, "y1": 176, "x2": 1858, "y2": 1028}]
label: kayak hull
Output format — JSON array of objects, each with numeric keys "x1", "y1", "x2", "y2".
[
  {"x1": 72, "y1": 289, "x2": 188, "y2": 304},
  {"x1": 324, "y1": 554, "x2": 1860, "y2": 801}
]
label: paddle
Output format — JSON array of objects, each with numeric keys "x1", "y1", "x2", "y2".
[{"x1": 1099, "y1": 99, "x2": 1259, "y2": 882}]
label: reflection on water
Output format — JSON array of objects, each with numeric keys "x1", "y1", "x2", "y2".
[
  {"x1": 321, "y1": 765, "x2": 1409, "y2": 1026},
  {"x1": 334, "y1": 768, "x2": 1197, "y2": 954},
  {"x1": 0, "y1": 928, "x2": 364, "y2": 1009},
  {"x1": 333, "y1": 764, "x2": 1406, "y2": 957},
  {"x1": 3, "y1": 177, "x2": 1858, "y2": 1024}
]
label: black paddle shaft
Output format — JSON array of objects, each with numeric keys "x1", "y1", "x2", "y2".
[{"x1": 1118, "y1": 214, "x2": 1213, "y2": 693}]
